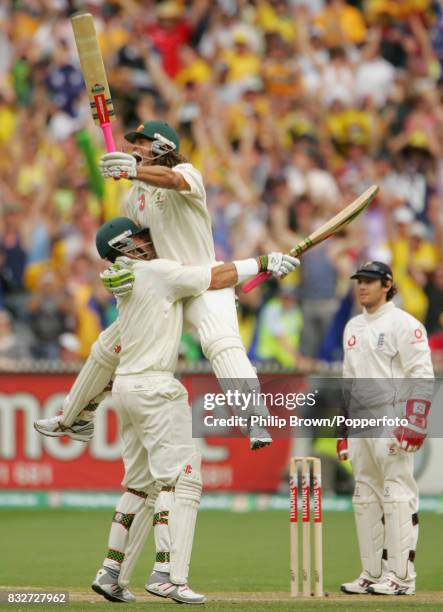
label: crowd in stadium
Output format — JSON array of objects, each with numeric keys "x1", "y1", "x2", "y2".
[{"x1": 0, "y1": 0, "x2": 442, "y2": 369}]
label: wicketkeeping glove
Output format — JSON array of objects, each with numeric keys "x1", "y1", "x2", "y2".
[
  {"x1": 263, "y1": 253, "x2": 300, "y2": 278},
  {"x1": 100, "y1": 263, "x2": 135, "y2": 297},
  {"x1": 392, "y1": 398, "x2": 431, "y2": 452},
  {"x1": 336, "y1": 437, "x2": 349, "y2": 461},
  {"x1": 99, "y1": 152, "x2": 137, "y2": 179}
]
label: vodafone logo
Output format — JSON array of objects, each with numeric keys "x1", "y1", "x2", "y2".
[
  {"x1": 347, "y1": 335, "x2": 356, "y2": 348},
  {"x1": 184, "y1": 464, "x2": 192, "y2": 474},
  {"x1": 138, "y1": 194, "x2": 145, "y2": 211},
  {"x1": 114, "y1": 345, "x2": 121, "y2": 354},
  {"x1": 412, "y1": 328, "x2": 425, "y2": 344}
]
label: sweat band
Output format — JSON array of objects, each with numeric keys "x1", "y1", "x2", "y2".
[{"x1": 233, "y1": 258, "x2": 259, "y2": 284}]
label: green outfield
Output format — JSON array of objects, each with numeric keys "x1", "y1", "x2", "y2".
[{"x1": 1, "y1": 509, "x2": 442, "y2": 611}]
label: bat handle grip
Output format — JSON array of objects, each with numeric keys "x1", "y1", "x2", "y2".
[
  {"x1": 101, "y1": 122, "x2": 120, "y2": 181},
  {"x1": 242, "y1": 271, "x2": 271, "y2": 293},
  {"x1": 101, "y1": 122, "x2": 116, "y2": 152}
]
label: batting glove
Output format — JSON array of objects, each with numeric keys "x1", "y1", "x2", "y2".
[
  {"x1": 336, "y1": 437, "x2": 349, "y2": 461},
  {"x1": 392, "y1": 398, "x2": 431, "y2": 452},
  {"x1": 100, "y1": 263, "x2": 135, "y2": 297},
  {"x1": 99, "y1": 152, "x2": 137, "y2": 179},
  {"x1": 262, "y1": 253, "x2": 300, "y2": 278}
]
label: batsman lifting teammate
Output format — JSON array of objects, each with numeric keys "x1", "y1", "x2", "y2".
[
  {"x1": 34, "y1": 122, "x2": 300, "y2": 599},
  {"x1": 90, "y1": 217, "x2": 298, "y2": 603},
  {"x1": 338, "y1": 261, "x2": 434, "y2": 596}
]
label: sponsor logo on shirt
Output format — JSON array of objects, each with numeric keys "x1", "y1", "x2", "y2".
[
  {"x1": 411, "y1": 328, "x2": 425, "y2": 344},
  {"x1": 377, "y1": 333, "x2": 385, "y2": 349},
  {"x1": 114, "y1": 344, "x2": 122, "y2": 354},
  {"x1": 184, "y1": 464, "x2": 192, "y2": 475},
  {"x1": 138, "y1": 194, "x2": 145, "y2": 211},
  {"x1": 154, "y1": 191, "x2": 166, "y2": 210},
  {"x1": 347, "y1": 335, "x2": 356, "y2": 348}
]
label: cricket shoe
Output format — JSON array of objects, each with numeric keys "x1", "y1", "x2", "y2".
[
  {"x1": 145, "y1": 571, "x2": 206, "y2": 604},
  {"x1": 34, "y1": 415, "x2": 94, "y2": 442},
  {"x1": 92, "y1": 567, "x2": 136, "y2": 603},
  {"x1": 368, "y1": 572, "x2": 415, "y2": 596},
  {"x1": 341, "y1": 572, "x2": 382, "y2": 594},
  {"x1": 249, "y1": 426, "x2": 273, "y2": 450}
]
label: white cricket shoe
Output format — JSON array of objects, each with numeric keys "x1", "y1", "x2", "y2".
[
  {"x1": 145, "y1": 571, "x2": 206, "y2": 604},
  {"x1": 368, "y1": 572, "x2": 415, "y2": 596},
  {"x1": 92, "y1": 567, "x2": 136, "y2": 603},
  {"x1": 34, "y1": 415, "x2": 94, "y2": 442},
  {"x1": 341, "y1": 572, "x2": 381, "y2": 594}
]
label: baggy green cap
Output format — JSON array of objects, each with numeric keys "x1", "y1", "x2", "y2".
[
  {"x1": 124, "y1": 120, "x2": 180, "y2": 151},
  {"x1": 96, "y1": 217, "x2": 145, "y2": 260}
]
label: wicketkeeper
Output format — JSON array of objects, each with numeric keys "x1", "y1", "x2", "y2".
[
  {"x1": 89, "y1": 217, "x2": 298, "y2": 603},
  {"x1": 338, "y1": 261, "x2": 434, "y2": 596}
]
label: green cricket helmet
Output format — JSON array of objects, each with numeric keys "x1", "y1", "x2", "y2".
[
  {"x1": 124, "y1": 120, "x2": 180, "y2": 154},
  {"x1": 96, "y1": 217, "x2": 147, "y2": 261}
]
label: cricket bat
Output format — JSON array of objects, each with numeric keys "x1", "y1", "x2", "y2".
[
  {"x1": 71, "y1": 12, "x2": 116, "y2": 152},
  {"x1": 242, "y1": 184, "x2": 379, "y2": 293}
]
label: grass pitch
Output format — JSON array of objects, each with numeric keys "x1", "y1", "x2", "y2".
[{"x1": 1, "y1": 509, "x2": 442, "y2": 610}]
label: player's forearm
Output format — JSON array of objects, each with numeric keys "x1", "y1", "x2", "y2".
[
  {"x1": 134, "y1": 166, "x2": 186, "y2": 190},
  {"x1": 209, "y1": 263, "x2": 239, "y2": 289},
  {"x1": 209, "y1": 258, "x2": 263, "y2": 290}
]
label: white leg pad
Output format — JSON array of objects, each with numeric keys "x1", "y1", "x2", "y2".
[
  {"x1": 103, "y1": 491, "x2": 147, "y2": 573},
  {"x1": 197, "y1": 312, "x2": 270, "y2": 425},
  {"x1": 62, "y1": 321, "x2": 120, "y2": 427},
  {"x1": 153, "y1": 488, "x2": 174, "y2": 573},
  {"x1": 198, "y1": 312, "x2": 257, "y2": 380},
  {"x1": 118, "y1": 484, "x2": 162, "y2": 588},
  {"x1": 383, "y1": 480, "x2": 418, "y2": 581},
  {"x1": 352, "y1": 481, "x2": 385, "y2": 579},
  {"x1": 169, "y1": 454, "x2": 202, "y2": 585}
]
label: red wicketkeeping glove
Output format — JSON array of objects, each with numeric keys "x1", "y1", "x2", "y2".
[
  {"x1": 336, "y1": 437, "x2": 349, "y2": 461},
  {"x1": 393, "y1": 399, "x2": 431, "y2": 452}
]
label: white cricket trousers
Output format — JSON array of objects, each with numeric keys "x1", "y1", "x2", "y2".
[{"x1": 112, "y1": 373, "x2": 197, "y2": 491}]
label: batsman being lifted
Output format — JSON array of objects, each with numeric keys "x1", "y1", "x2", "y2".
[
  {"x1": 90, "y1": 216, "x2": 298, "y2": 604},
  {"x1": 36, "y1": 121, "x2": 289, "y2": 447}
]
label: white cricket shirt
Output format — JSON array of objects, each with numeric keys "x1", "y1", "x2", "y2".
[
  {"x1": 343, "y1": 301, "x2": 434, "y2": 409},
  {"x1": 343, "y1": 302, "x2": 434, "y2": 379},
  {"x1": 114, "y1": 257, "x2": 211, "y2": 376},
  {"x1": 124, "y1": 163, "x2": 216, "y2": 265}
]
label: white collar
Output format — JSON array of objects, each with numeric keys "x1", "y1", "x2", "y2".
[{"x1": 363, "y1": 301, "x2": 395, "y2": 321}]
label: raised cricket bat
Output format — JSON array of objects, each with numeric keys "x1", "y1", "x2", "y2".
[
  {"x1": 71, "y1": 12, "x2": 116, "y2": 152},
  {"x1": 242, "y1": 184, "x2": 379, "y2": 293}
]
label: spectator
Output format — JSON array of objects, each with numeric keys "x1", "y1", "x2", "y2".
[
  {"x1": 255, "y1": 285, "x2": 304, "y2": 368},
  {"x1": 58, "y1": 332, "x2": 81, "y2": 363},
  {"x1": 0, "y1": 309, "x2": 30, "y2": 366},
  {"x1": 0, "y1": 0, "x2": 443, "y2": 369},
  {"x1": 314, "y1": 0, "x2": 367, "y2": 47},
  {"x1": 28, "y1": 270, "x2": 75, "y2": 360},
  {"x1": 0, "y1": 205, "x2": 28, "y2": 319}
]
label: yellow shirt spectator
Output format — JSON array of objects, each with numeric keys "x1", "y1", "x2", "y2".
[
  {"x1": 390, "y1": 225, "x2": 438, "y2": 322},
  {"x1": 222, "y1": 37, "x2": 261, "y2": 82},
  {"x1": 0, "y1": 103, "x2": 17, "y2": 144},
  {"x1": 256, "y1": 0, "x2": 297, "y2": 43},
  {"x1": 175, "y1": 58, "x2": 212, "y2": 86},
  {"x1": 315, "y1": 1, "x2": 367, "y2": 46}
]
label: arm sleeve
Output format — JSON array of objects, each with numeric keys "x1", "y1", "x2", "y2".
[
  {"x1": 396, "y1": 316, "x2": 434, "y2": 379},
  {"x1": 165, "y1": 262, "x2": 211, "y2": 302},
  {"x1": 172, "y1": 164, "x2": 206, "y2": 207}
]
